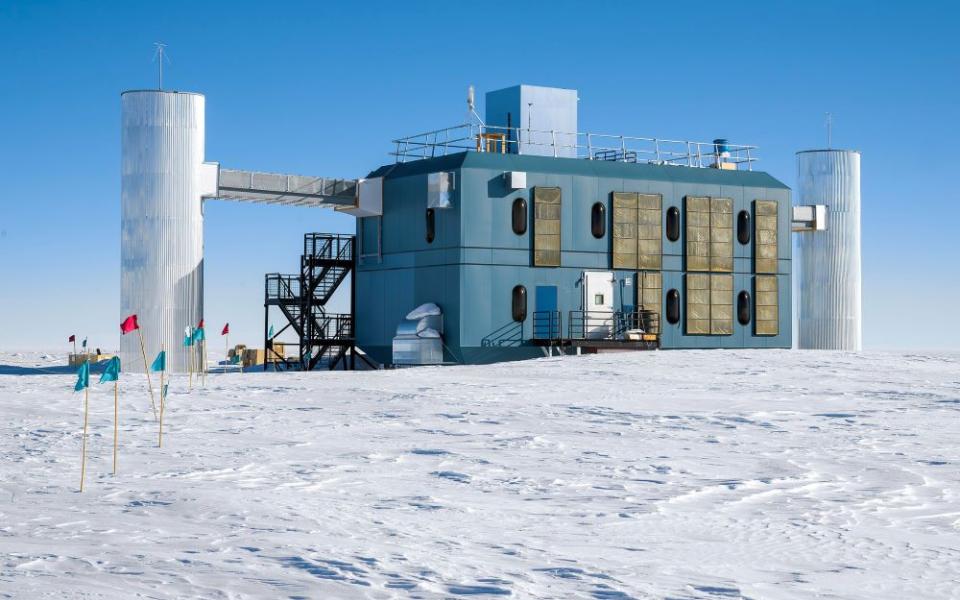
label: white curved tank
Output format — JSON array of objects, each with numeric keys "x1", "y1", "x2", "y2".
[
  {"x1": 795, "y1": 149, "x2": 862, "y2": 351},
  {"x1": 120, "y1": 90, "x2": 207, "y2": 372}
]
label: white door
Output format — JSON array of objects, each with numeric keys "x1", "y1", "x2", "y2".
[{"x1": 582, "y1": 271, "x2": 614, "y2": 339}]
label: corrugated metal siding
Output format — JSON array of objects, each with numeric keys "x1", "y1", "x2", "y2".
[
  {"x1": 120, "y1": 91, "x2": 205, "y2": 372},
  {"x1": 796, "y1": 150, "x2": 862, "y2": 350}
]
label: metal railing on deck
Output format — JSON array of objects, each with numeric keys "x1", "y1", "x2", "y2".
[
  {"x1": 265, "y1": 274, "x2": 301, "y2": 301},
  {"x1": 304, "y1": 233, "x2": 354, "y2": 262},
  {"x1": 532, "y1": 311, "x2": 563, "y2": 341},
  {"x1": 532, "y1": 309, "x2": 661, "y2": 342},
  {"x1": 391, "y1": 123, "x2": 756, "y2": 170}
]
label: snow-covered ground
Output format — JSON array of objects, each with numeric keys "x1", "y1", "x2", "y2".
[{"x1": 1, "y1": 350, "x2": 958, "y2": 599}]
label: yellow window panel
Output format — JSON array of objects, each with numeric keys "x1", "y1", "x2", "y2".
[
  {"x1": 637, "y1": 271, "x2": 662, "y2": 334},
  {"x1": 710, "y1": 198, "x2": 734, "y2": 273},
  {"x1": 709, "y1": 274, "x2": 733, "y2": 335},
  {"x1": 533, "y1": 187, "x2": 562, "y2": 267},
  {"x1": 755, "y1": 275, "x2": 779, "y2": 335},
  {"x1": 685, "y1": 196, "x2": 711, "y2": 272},
  {"x1": 754, "y1": 200, "x2": 778, "y2": 274},
  {"x1": 612, "y1": 192, "x2": 638, "y2": 270},
  {"x1": 637, "y1": 194, "x2": 662, "y2": 271},
  {"x1": 685, "y1": 273, "x2": 711, "y2": 335}
]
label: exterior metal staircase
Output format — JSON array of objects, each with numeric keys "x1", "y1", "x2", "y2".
[{"x1": 264, "y1": 233, "x2": 360, "y2": 370}]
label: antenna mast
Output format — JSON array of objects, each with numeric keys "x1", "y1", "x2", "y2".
[
  {"x1": 153, "y1": 42, "x2": 168, "y2": 90},
  {"x1": 825, "y1": 112, "x2": 832, "y2": 149}
]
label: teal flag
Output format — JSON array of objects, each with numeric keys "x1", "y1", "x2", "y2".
[
  {"x1": 74, "y1": 361, "x2": 89, "y2": 391},
  {"x1": 268, "y1": 324, "x2": 274, "y2": 338},
  {"x1": 150, "y1": 350, "x2": 166, "y2": 372},
  {"x1": 192, "y1": 327, "x2": 205, "y2": 343},
  {"x1": 99, "y1": 356, "x2": 121, "y2": 383},
  {"x1": 183, "y1": 335, "x2": 192, "y2": 347},
  {"x1": 81, "y1": 337, "x2": 87, "y2": 349}
]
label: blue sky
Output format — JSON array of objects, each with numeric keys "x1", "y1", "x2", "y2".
[{"x1": 0, "y1": 0, "x2": 957, "y2": 351}]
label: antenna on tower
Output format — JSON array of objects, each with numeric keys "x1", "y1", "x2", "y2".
[
  {"x1": 153, "y1": 42, "x2": 169, "y2": 90},
  {"x1": 825, "y1": 112, "x2": 832, "y2": 149},
  {"x1": 467, "y1": 85, "x2": 484, "y2": 126}
]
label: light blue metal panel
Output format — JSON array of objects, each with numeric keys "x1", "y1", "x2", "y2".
[
  {"x1": 730, "y1": 272, "x2": 750, "y2": 348},
  {"x1": 659, "y1": 271, "x2": 683, "y2": 349},
  {"x1": 485, "y1": 85, "x2": 578, "y2": 158},
  {"x1": 662, "y1": 255, "x2": 683, "y2": 271},
  {"x1": 459, "y1": 168, "x2": 500, "y2": 249},
  {"x1": 775, "y1": 187, "x2": 793, "y2": 273},
  {"x1": 570, "y1": 174, "x2": 606, "y2": 260},
  {"x1": 725, "y1": 183, "x2": 749, "y2": 262},
  {"x1": 733, "y1": 257, "x2": 752, "y2": 273},
  {"x1": 776, "y1": 273, "x2": 793, "y2": 348}
]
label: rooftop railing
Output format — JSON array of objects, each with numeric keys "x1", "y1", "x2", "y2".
[{"x1": 391, "y1": 123, "x2": 757, "y2": 170}]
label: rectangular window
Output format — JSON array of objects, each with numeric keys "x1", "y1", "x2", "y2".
[
  {"x1": 686, "y1": 273, "x2": 732, "y2": 335},
  {"x1": 637, "y1": 194, "x2": 662, "y2": 270},
  {"x1": 685, "y1": 196, "x2": 711, "y2": 271},
  {"x1": 710, "y1": 274, "x2": 733, "y2": 335},
  {"x1": 612, "y1": 192, "x2": 661, "y2": 270},
  {"x1": 612, "y1": 192, "x2": 638, "y2": 269},
  {"x1": 533, "y1": 187, "x2": 561, "y2": 267},
  {"x1": 685, "y1": 273, "x2": 711, "y2": 335},
  {"x1": 637, "y1": 271, "x2": 661, "y2": 334},
  {"x1": 755, "y1": 275, "x2": 779, "y2": 335},
  {"x1": 685, "y1": 196, "x2": 733, "y2": 272},
  {"x1": 710, "y1": 198, "x2": 734, "y2": 272},
  {"x1": 754, "y1": 200, "x2": 778, "y2": 274}
]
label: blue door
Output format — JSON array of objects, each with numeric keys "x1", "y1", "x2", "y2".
[{"x1": 534, "y1": 285, "x2": 559, "y2": 339}]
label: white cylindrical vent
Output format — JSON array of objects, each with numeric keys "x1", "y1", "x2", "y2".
[
  {"x1": 796, "y1": 149, "x2": 862, "y2": 351},
  {"x1": 121, "y1": 91, "x2": 206, "y2": 372}
]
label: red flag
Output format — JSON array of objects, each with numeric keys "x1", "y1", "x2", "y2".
[
  {"x1": 221, "y1": 323, "x2": 229, "y2": 335},
  {"x1": 68, "y1": 334, "x2": 76, "y2": 342},
  {"x1": 198, "y1": 319, "x2": 204, "y2": 329},
  {"x1": 120, "y1": 314, "x2": 139, "y2": 335}
]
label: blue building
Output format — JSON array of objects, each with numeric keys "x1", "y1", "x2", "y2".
[{"x1": 354, "y1": 85, "x2": 791, "y2": 365}]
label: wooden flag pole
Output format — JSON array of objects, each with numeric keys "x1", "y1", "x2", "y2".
[
  {"x1": 113, "y1": 379, "x2": 119, "y2": 475},
  {"x1": 188, "y1": 341, "x2": 193, "y2": 391},
  {"x1": 137, "y1": 328, "x2": 158, "y2": 420},
  {"x1": 80, "y1": 385, "x2": 89, "y2": 492},
  {"x1": 158, "y1": 350, "x2": 165, "y2": 448},
  {"x1": 201, "y1": 339, "x2": 207, "y2": 386}
]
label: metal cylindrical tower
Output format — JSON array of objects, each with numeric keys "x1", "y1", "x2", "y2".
[
  {"x1": 120, "y1": 91, "x2": 206, "y2": 372},
  {"x1": 796, "y1": 149, "x2": 862, "y2": 350}
]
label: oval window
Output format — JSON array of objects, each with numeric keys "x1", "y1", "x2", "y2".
[
  {"x1": 512, "y1": 197, "x2": 527, "y2": 235},
  {"x1": 666, "y1": 206, "x2": 680, "y2": 242},
  {"x1": 737, "y1": 210, "x2": 751, "y2": 245},
  {"x1": 666, "y1": 289, "x2": 680, "y2": 324},
  {"x1": 512, "y1": 285, "x2": 527, "y2": 322},
  {"x1": 425, "y1": 208, "x2": 436, "y2": 243},
  {"x1": 591, "y1": 202, "x2": 606, "y2": 238},
  {"x1": 737, "y1": 290, "x2": 751, "y2": 325}
]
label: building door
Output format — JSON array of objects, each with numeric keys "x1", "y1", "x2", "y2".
[
  {"x1": 582, "y1": 271, "x2": 615, "y2": 339},
  {"x1": 535, "y1": 285, "x2": 559, "y2": 339}
]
